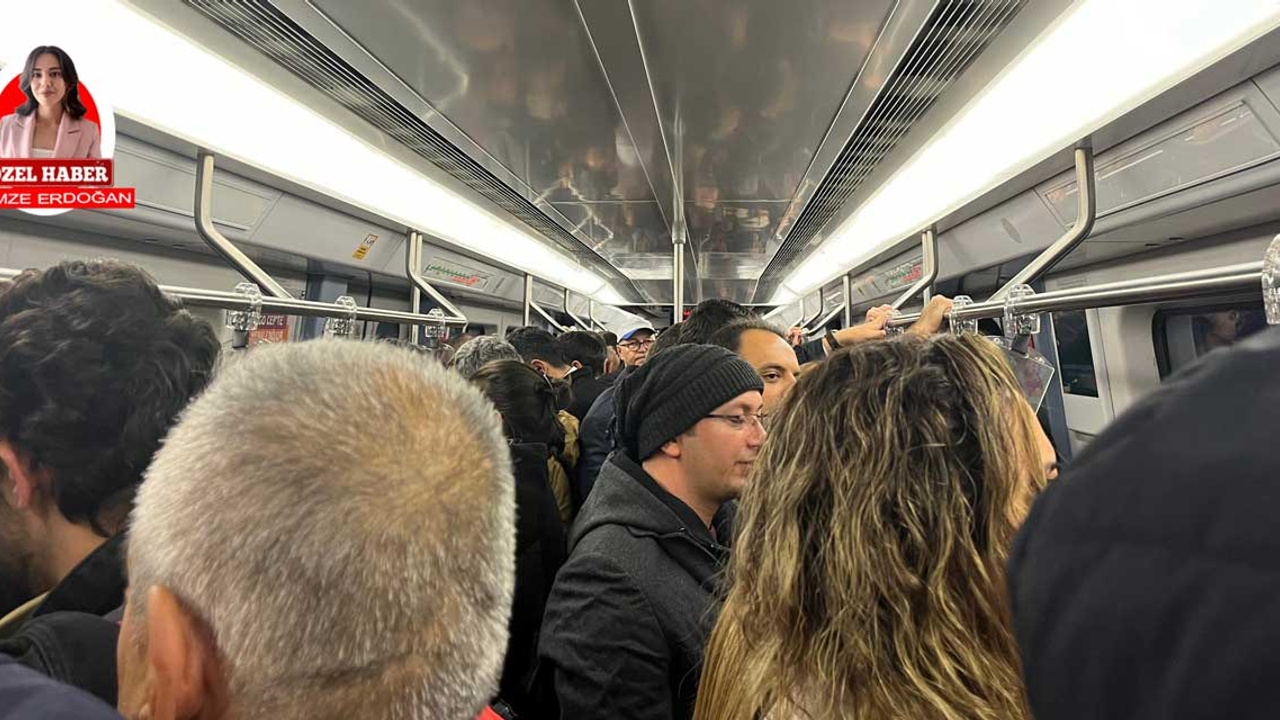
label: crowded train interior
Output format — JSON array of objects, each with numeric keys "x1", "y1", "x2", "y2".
[{"x1": 1, "y1": 1, "x2": 1279, "y2": 718}]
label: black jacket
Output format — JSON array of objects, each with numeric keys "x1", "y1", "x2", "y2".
[
  {"x1": 566, "y1": 373, "x2": 608, "y2": 423},
  {"x1": 1010, "y1": 326, "x2": 1280, "y2": 720},
  {"x1": 30, "y1": 534, "x2": 125, "y2": 623},
  {"x1": 573, "y1": 369, "x2": 633, "y2": 508},
  {"x1": 539, "y1": 453, "x2": 733, "y2": 720},
  {"x1": 0, "y1": 613, "x2": 120, "y2": 707},
  {"x1": 0, "y1": 535, "x2": 126, "y2": 706},
  {"x1": 500, "y1": 443, "x2": 568, "y2": 717},
  {"x1": 0, "y1": 654, "x2": 121, "y2": 720}
]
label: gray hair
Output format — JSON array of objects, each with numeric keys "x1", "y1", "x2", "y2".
[
  {"x1": 452, "y1": 335, "x2": 523, "y2": 380},
  {"x1": 127, "y1": 340, "x2": 515, "y2": 720}
]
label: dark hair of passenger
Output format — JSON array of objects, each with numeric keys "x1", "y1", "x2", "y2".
[
  {"x1": 707, "y1": 319, "x2": 786, "y2": 354},
  {"x1": 648, "y1": 321, "x2": 685, "y2": 358},
  {"x1": 0, "y1": 259, "x2": 220, "y2": 534},
  {"x1": 696, "y1": 334, "x2": 1043, "y2": 720},
  {"x1": 471, "y1": 360, "x2": 571, "y2": 454},
  {"x1": 679, "y1": 299, "x2": 754, "y2": 344},
  {"x1": 16, "y1": 46, "x2": 88, "y2": 119},
  {"x1": 507, "y1": 326, "x2": 568, "y2": 368},
  {"x1": 602, "y1": 331, "x2": 618, "y2": 347},
  {"x1": 557, "y1": 331, "x2": 607, "y2": 377}
]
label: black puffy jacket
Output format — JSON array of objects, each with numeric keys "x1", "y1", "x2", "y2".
[
  {"x1": 539, "y1": 453, "x2": 733, "y2": 720},
  {"x1": 1010, "y1": 326, "x2": 1280, "y2": 720}
]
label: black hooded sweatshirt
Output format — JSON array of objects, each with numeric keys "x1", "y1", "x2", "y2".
[{"x1": 1010, "y1": 326, "x2": 1280, "y2": 720}]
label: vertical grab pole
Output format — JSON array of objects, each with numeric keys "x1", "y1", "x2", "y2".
[
  {"x1": 842, "y1": 274, "x2": 853, "y2": 328},
  {"x1": 673, "y1": 241, "x2": 686, "y2": 325},
  {"x1": 523, "y1": 274, "x2": 533, "y2": 327},
  {"x1": 408, "y1": 232, "x2": 422, "y2": 345}
]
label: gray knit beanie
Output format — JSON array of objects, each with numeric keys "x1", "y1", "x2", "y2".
[{"x1": 614, "y1": 344, "x2": 763, "y2": 460}]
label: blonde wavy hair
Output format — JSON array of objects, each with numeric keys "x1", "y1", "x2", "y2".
[{"x1": 695, "y1": 334, "x2": 1043, "y2": 720}]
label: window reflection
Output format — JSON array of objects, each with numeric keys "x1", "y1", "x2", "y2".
[{"x1": 1052, "y1": 310, "x2": 1099, "y2": 398}]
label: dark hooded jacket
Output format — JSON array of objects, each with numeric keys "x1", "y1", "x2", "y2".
[
  {"x1": 499, "y1": 442, "x2": 568, "y2": 717},
  {"x1": 539, "y1": 452, "x2": 733, "y2": 720},
  {"x1": 1010, "y1": 326, "x2": 1280, "y2": 720},
  {"x1": 572, "y1": 368, "x2": 633, "y2": 508}
]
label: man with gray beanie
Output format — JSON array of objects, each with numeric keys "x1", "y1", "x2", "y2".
[{"x1": 538, "y1": 344, "x2": 765, "y2": 720}]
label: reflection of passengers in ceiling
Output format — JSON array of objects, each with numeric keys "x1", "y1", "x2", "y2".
[{"x1": 0, "y1": 46, "x2": 101, "y2": 160}]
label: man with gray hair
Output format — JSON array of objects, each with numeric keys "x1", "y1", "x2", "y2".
[
  {"x1": 453, "y1": 334, "x2": 524, "y2": 380},
  {"x1": 115, "y1": 340, "x2": 516, "y2": 720}
]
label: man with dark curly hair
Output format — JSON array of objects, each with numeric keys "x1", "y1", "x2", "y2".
[{"x1": 0, "y1": 259, "x2": 220, "y2": 638}]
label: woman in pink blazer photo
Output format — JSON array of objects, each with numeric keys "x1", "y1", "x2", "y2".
[{"x1": 0, "y1": 46, "x2": 100, "y2": 160}]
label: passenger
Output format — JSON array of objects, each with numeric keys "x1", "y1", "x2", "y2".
[
  {"x1": 116, "y1": 341, "x2": 515, "y2": 720},
  {"x1": 508, "y1": 327, "x2": 574, "y2": 380},
  {"x1": 469, "y1": 360, "x2": 570, "y2": 716},
  {"x1": 453, "y1": 335, "x2": 523, "y2": 380},
  {"x1": 1009, "y1": 326, "x2": 1280, "y2": 720},
  {"x1": 0, "y1": 654, "x2": 122, "y2": 719},
  {"x1": 0, "y1": 259, "x2": 218, "y2": 638},
  {"x1": 575, "y1": 300, "x2": 755, "y2": 508},
  {"x1": 696, "y1": 335, "x2": 1045, "y2": 720},
  {"x1": 708, "y1": 320, "x2": 801, "y2": 417},
  {"x1": 540, "y1": 345, "x2": 765, "y2": 720},
  {"x1": 616, "y1": 323, "x2": 656, "y2": 369},
  {"x1": 472, "y1": 359, "x2": 577, "y2": 524},
  {"x1": 673, "y1": 299, "x2": 752, "y2": 345},
  {"x1": 557, "y1": 330, "x2": 609, "y2": 421},
  {"x1": 600, "y1": 331, "x2": 623, "y2": 380}
]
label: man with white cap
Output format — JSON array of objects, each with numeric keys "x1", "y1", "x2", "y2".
[{"x1": 615, "y1": 322, "x2": 656, "y2": 370}]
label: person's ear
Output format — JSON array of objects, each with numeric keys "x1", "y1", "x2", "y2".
[
  {"x1": 659, "y1": 438, "x2": 682, "y2": 459},
  {"x1": 0, "y1": 440, "x2": 42, "y2": 509},
  {"x1": 530, "y1": 359, "x2": 548, "y2": 375},
  {"x1": 571, "y1": 360, "x2": 583, "y2": 370},
  {"x1": 143, "y1": 586, "x2": 225, "y2": 720}
]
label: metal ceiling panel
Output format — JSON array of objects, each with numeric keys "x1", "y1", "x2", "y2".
[
  {"x1": 170, "y1": 0, "x2": 1027, "y2": 307},
  {"x1": 185, "y1": 0, "x2": 647, "y2": 301},
  {"x1": 755, "y1": 0, "x2": 1026, "y2": 301}
]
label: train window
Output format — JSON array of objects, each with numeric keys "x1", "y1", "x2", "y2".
[
  {"x1": 1155, "y1": 302, "x2": 1269, "y2": 378},
  {"x1": 1052, "y1": 310, "x2": 1099, "y2": 397}
]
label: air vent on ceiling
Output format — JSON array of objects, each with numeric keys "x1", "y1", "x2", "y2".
[
  {"x1": 185, "y1": 0, "x2": 640, "y2": 299},
  {"x1": 756, "y1": 0, "x2": 1025, "y2": 301}
]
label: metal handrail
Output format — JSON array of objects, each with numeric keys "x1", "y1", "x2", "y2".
[
  {"x1": 521, "y1": 274, "x2": 566, "y2": 331},
  {"x1": 529, "y1": 298, "x2": 568, "y2": 332},
  {"x1": 990, "y1": 147, "x2": 1097, "y2": 302},
  {"x1": 194, "y1": 151, "x2": 292, "y2": 299},
  {"x1": 889, "y1": 228, "x2": 938, "y2": 311},
  {"x1": 0, "y1": 269, "x2": 466, "y2": 327},
  {"x1": 887, "y1": 261, "x2": 1265, "y2": 327},
  {"x1": 564, "y1": 289, "x2": 595, "y2": 331},
  {"x1": 405, "y1": 231, "x2": 467, "y2": 324}
]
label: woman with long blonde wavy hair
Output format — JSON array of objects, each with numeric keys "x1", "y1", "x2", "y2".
[{"x1": 694, "y1": 334, "x2": 1047, "y2": 720}]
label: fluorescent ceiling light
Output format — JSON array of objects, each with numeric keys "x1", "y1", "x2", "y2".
[
  {"x1": 779, "y1": 0, "x2": 1280, "y2": 301},
  {"x1": 0, "y1": 1, "x2": 616, "y2": 300}
]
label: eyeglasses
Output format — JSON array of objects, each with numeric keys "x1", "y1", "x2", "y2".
[
  {"x1": 705, "y1": 413, "x2": 766, "y2": 431},
  {"x1": 619, "y1": 338, "x2": 654, "y2": 349}
]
